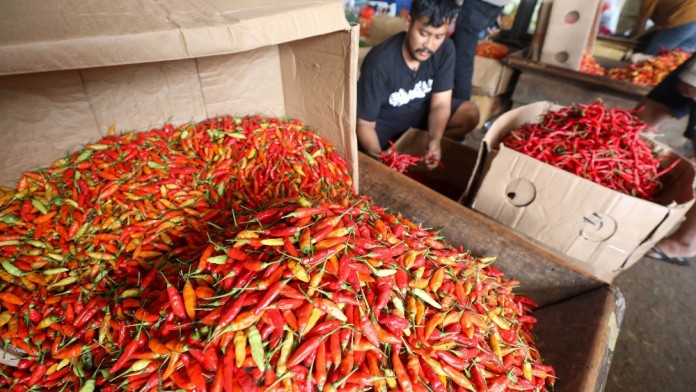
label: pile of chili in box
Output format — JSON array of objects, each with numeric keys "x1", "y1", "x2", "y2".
[
  {"x1": 0, "y1": 116, "x2": 555, "y2": 391},
  {"x1": 578, "y1": 48, "x2": 691, "y2": 86},
  {"x1": 501, "y1": 101, "x2": 680, "y2": 200},
  {"x1": 476, "y1": 41, "x2": 510, "y2": 61}
]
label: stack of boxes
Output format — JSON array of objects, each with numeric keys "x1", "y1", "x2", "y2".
[{"x1": 470, "y1": 44, "x2": 516, "y2": 128}]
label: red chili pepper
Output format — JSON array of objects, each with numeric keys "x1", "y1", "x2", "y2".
[
  {"x1": 359, "y1": 315, "x2": 380, "y2": 348},
  {"x1": 215, "y1": 291, "x2": 248, "y2": 331},
  {"x1": 110, "y1": 332, "x2": 148, "y2": 374},
  {"x1": 287, "y1": 335, "x2": 322, "y2": 368},
  {"x1": 253, "y1": 281, "x2": 285, "y2": 315}
]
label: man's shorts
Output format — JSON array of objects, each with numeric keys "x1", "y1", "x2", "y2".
[
  {"x1": 647, "y1": 55, "x2": 696, "y2": 141},
  {"x1": 375, "y1": 98, "x2": 466, "y2": 150}
]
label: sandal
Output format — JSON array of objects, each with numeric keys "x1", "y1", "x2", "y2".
[{"x1": 646, "y1": 246, "x2": 691, "y2": 267}]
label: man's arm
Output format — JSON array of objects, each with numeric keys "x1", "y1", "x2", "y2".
[
  {"x1": 356, "y1": 118, "x2": 383, "y2": 156},
  {"x1": 425, "y1": 90, "x2": 452, "y2": 169}
]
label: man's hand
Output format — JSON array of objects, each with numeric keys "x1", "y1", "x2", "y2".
[
  {"x1": 426, "y1": 91, "x2": 450, "y2": 170},
  {"x1": 424, "y1": 138, "x2": 441, "y2": 169}
]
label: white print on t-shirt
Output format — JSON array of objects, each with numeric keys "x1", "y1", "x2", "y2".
[{"x1": 388, "y1": 79, "x2": 433, "y2": 107}]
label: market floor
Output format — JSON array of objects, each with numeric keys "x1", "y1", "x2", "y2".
[{"x1": 605, "y1": 254, "x2": 696, "y2": 391}]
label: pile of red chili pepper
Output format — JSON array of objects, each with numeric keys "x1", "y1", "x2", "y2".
[
  {"x1": 0, "y1": 115, "x2": 555, "y2": 391},
  {"x1": 476, "y1": 41, "x2": 510, "y2": 61},
  {"x1": 579, "y1": 51, "x2": 605, "y2": 76},
  {"x1": 378, "y1": 141, "x2": 423, "y2": 173},
  {"x1": 501, "y1": 102, "x2": 679, "y2": 200},
  {"x1": 605, "y1": 48, "x2": 691, "y2": 86}
]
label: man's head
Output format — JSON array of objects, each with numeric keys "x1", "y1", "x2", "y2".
[{"x1": 404, "y1": 0, "x2": 459, "y2": 63}]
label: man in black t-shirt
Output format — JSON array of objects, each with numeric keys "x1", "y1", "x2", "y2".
[{"x1": 357, "y1": 0, "x2": 480, "y2": 169}]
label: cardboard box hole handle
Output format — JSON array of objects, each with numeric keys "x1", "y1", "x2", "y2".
[
  {"x1": 579, "y1": 212, "x2": 617, "y2": 242},
  {"x1": 555, "y1": 51, "x2": 570, "y2": 63},
  {"x1": 505, "y1": 179, "x2": 536, "y2": 207},
  {"x1": 565, "y1": 11, "x2": 580, "y2": 24}
]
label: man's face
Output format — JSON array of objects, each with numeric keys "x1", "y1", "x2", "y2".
[{"x1": 404, "y1": 16, "x2": 450, "y2": 63}]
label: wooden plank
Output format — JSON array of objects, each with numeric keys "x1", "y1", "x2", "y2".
[
  {"x1": 506, "y1": 51, "x2": 651, "y2": 98},
  {"x1": 534, "y1": 285, "x2": 625, "y2": 392},
  {"x1": 360, "y1": 153, "x2": 622, "y2": 391},
  {"x1": 529, "y1": 0, "x2": 553, "y2": 63},
  {"x1": 358, "y1": 153, "x2": 605, "y2": 307},
  {"x1": 512, "y1": 72, "x2": 639, "y2": 109}
]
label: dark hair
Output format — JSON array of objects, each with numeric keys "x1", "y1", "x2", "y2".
[{"x1": 409, "y1": 0, "x2": 460, "y2": 28}]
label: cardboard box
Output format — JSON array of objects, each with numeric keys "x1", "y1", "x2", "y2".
[
  {"x1": 364, "y1": 14, "x2": 405, "y2": 46},
  {"x1": 472, "y1": 55, "x2": 515, "y2": 96},
  {"x1": 0, "y1": 0, "x2": 359, "y2": 187},
  {"x1": 465, "y1": 101, "x2": 696, "y2": 282},
  {"x1": 0, "y1": 0, "x2": 358, "y2": 366},
  {"x1": 471, "y1": 93, "x2": 511, "y2": 128},
  {"x1": 392, "y1": 128, "x2": 478, "y2": 200},
  {"x1": 540, "y1": 0, "x2": 603, "y2": 71},
  {"x1": 359, "y1": 154, "x2": 624, "y2": 392}
]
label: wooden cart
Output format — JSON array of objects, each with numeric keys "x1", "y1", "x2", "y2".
[{"x1": 360, "y1": 154, "x2": 624, "y2": 392}]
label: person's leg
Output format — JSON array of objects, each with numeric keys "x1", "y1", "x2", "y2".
[
  {"x1": 643, "y1": 21, "x2": 696, "y2": 54},
  {"x1": 443, "y1": 99, "x2": 479, "y2": 140},
  {"x1": 647, "y1": 101, "x2": 696, "y2": 261},
  {"x1": 452, "y1": 0, "x2": 504, "y2": 100},
  {"x1": 651, "y1": 202, "x2": 696, "y2": 259}
]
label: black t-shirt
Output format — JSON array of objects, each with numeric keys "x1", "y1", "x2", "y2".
[{"x1": 357, "y1": 32, "x2": 456, "y2": 148}]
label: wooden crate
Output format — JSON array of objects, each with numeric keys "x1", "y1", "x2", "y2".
[{"x1": 359, "y1": 154, "x2": 624, "y2": 392}]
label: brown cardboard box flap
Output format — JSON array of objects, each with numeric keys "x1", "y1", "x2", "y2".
[
  {"x1": 0, "y1": 0, "x2": 350, "y2": 76},
  {"x1": 472, "y1": 55, "x2": 515, "y2": 96}
]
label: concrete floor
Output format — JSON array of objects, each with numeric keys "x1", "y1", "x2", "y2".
[{"x1": 606, "y1": 254, "x2": 696, "y2": 391}]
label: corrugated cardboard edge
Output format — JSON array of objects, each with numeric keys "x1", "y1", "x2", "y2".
[
  {"x1": 463, "y1": 101, "x2": 552, "y2": 204},
  {"x1": 279, "y1": 25, "x2": 360, "y2": 189},
  {"x1": 0, "y1": 0, "x2": 350, "y2": 76},
  {"x1": 347, "y1": 25, "x2": 360, "y2": 190}
]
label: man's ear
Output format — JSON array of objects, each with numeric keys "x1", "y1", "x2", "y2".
[{"x1": 404, "y1": 14, "x2": 412, "y2": 30}]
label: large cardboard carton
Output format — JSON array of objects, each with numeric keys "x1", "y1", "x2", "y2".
[
  {"x1": 360, "y1": 154, "x2": 623, "y2": 392},
  {"x1": 0, "y1": 0, "x2": 359, "y2": 187},
  {"x1": 392, "y1": 128, "x2": 478, "y2": 200},
  {"x1": 0, "y1": 0, "x2": 358, "y2": 366},
  {"x1": 465, "y1": 101, "x2": 696, "y2": 282}
]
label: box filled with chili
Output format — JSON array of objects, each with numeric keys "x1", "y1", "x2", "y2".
[
  {"x1": 0, "y1": 0, "x2": 359, "y2": 366},
  {"x1": 392, "y1": 128, "x2": 479, "y2": 201},
  {"x1": 464, "y1": 101, "x2": 696, "y2": 282}
]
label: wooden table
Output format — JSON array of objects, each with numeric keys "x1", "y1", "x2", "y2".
[{"x1": 506, "y1": 51, "x2": 649, "y2": 109}]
